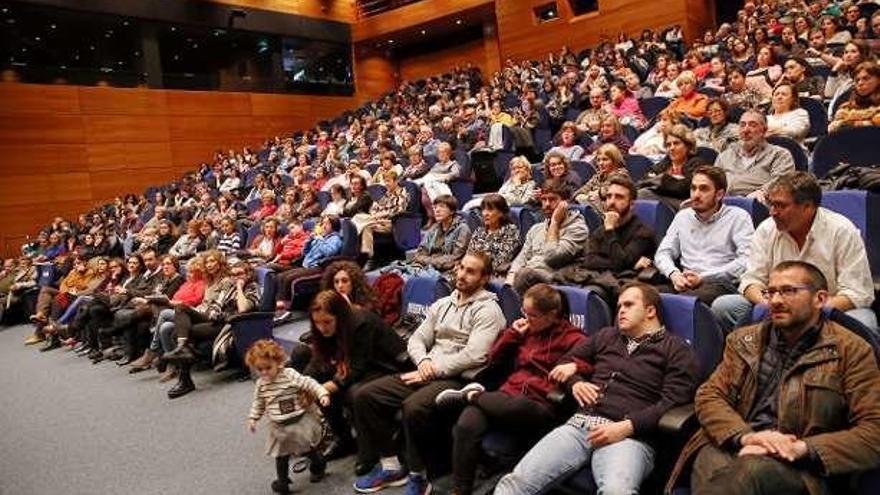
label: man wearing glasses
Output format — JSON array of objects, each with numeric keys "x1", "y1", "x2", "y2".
[
  {"x1": 712, "y1": 172, "x2": 876, "y2": 335},
  {"x1": 668, "y1": 260, "x2": 880, "y2": 495}
]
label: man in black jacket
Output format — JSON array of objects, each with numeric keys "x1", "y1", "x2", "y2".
[
  {"x1": 556, "y1": 174, "x2": 656, "y2": 305},
  {"x1": 494, "y1": 283, "x2": 698, "y2": 495}
]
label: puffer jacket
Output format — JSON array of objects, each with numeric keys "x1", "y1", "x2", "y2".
[
  {"x1": 489, "y1": 320, "x2": 589, "y2": 408},
  {"x1": 407, "y1": 288, "x2": 506, "y2": 380},
  {"x1": 667, "y1": 320, "x2": 880, "y2": 495}
]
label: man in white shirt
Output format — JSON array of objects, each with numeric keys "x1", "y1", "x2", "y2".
[{"x1": 712, "y1": 172, "x2": 877, "y2": 334}]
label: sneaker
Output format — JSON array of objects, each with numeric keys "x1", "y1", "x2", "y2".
[
  {"x1": 24, "y1": 334, "x2": 45, "y2": 346},
  {"x1": 273, "y1": 311, "x2": 292, "y2": 325},
  {"x1": 404, "y1": 473, "x2": 432, "y2": 495},
  {"x1": 434, "y1": 383, "x2": 485, "y2": 408},
  {"x1": 353, "y1": 464, "x2": 408, "y2": 493}
]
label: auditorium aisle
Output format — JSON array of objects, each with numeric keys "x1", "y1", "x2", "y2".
[{"x1": 0, "y1": 324, "x2": 368, "y2": 495}]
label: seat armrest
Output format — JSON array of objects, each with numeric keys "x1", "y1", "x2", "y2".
[
  {"x1": 658, "y1": 403, "x2": 696, "y2": 436},
  {"x1": 227, "y1": 311, "x2": 275, "y2": 324}
]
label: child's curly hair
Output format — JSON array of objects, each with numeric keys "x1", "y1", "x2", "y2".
[{"x1": 244, "y1": 339, "x2": 287, "y2": 371}]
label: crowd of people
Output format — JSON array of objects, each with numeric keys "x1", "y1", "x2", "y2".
[{"x1": 3, "y1": 0, "x2": 880, "y2": 494}]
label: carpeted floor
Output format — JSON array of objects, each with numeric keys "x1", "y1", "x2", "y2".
[{"x1": 0, "y1": 323, "x2": 381, "y2": 495}]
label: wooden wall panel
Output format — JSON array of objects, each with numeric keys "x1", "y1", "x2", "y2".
[
  {"x1": 354, "y1": 51, "x2": 397, "y2": 104},
  {"x1": 494, "y1": 0, "x2": 705, "y2": 62},
  {"x1": 399, "y1": 39, "x2": 489, "y2": 82},
  {"x1": 200, "y1": 0, "x2": 356, "y2": 24},
  {"x1": 0, "y1": 82, "x2": 360, "y2": 256},
  {"x1": 353, "y1": 0, "x2": 494, "y2": 41}
]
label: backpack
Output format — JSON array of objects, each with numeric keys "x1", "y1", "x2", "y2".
[
  {"x1": 372, "y1": 272, "x2": 405, "y2": 326},
  {"x1": 823, "y1": 162, "x2": 880, "y2": 192}
]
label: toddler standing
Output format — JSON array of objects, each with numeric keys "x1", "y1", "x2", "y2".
[{"x1": 246, "y1": 339, "x2": 329, "y2": 494}]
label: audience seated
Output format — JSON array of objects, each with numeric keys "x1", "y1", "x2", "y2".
[
  {"x1": 631, "y1": 108, "x2": 683, "y2": 157},
  {"x1": 352, "y1": 252, "x2": 505, "y2": 495},
  {"x1": 585, "y1": 115, "x2": 632, "y2": 155},
  {"x1": 352, "y1": 170, "x2": 409, "y2": 269},
  {"x1": 436, "y1": 283, "x2": 587, "y2": 495},
  {"x1": 694, "y1": 98, "x2": 740, "y2": 153},
  {"x1": 668, "y1": 71, "x2": 711, "y2": 120},
  {"x1": 494, "y1": 283, "x2": 698, "y2": 495},
  {"x1": 639, "y1": 124, "x2": 709, "y2": 210},
  {"x1": 669, "y1": 261, "x2": 880, "y2": 495},
  {"x1": 548, "y1": 122, "x2": 586, "y2": 162},
  {"x1": 506, "y1": 179, "x2": 590, "y2": 296},
  {"x1": 765, "y1": 83, "x2": 811, "y2": 146},
  {"x1": 496, "y1": 156, "x2": 538, "y2": 208},
  {"x1": 391, "y1": 194, "x2": 471, "y2": 279},
  {"x1": 655, "y1": 166, "x2": 754, "y2": 304},
  {"x1": 713, "y1": 172, "x2": 876, "y2": 335},
  {"x1": 574, "y1": 143, "x2": 629, "y2": 212},
  {"x1": 828, "y1": 60, "x2": 880, "y2": 132},
  {"x1": 465, "y1": 194, "x2": 520, "y2": 281},
  {"x1": 714, "y1": 109, "x2": 796, "y2": 201}
]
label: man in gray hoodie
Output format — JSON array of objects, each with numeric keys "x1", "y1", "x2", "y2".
[
  {"x1": 353, "y1": 251, "x2": 506, "y2": 495},
  {"x1": 506, "y1": 178, "x2": 591, "y2": 295}
]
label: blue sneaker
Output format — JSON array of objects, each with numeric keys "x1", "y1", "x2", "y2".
[
  {"x1": 353, "y1": 464, "x2": 408, "y2": 493},
  {"x1": 404, "y1": 473, "x2": 432, "y2": 495}
]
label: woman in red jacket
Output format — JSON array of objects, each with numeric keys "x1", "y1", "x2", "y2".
[
  {"x1": 435, "y1": 284, "x2": 590, "y2": 495},
  {"x1": 266, "y1": 220, "x2": 310, "y2": 271}
]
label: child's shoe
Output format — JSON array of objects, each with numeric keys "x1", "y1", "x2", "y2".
[
  {"x1": 308, "y1": 452, "x2": 327, "y2": 483},
  {"x1": 270, "y1": 479, "x2": 292, "y2": 494},
  {"x1": 404, "y1": 473, "x2": 432, "y2": 495},
  {"x1": 353, "y1": 464, "x2": 407, "y2": 493}
]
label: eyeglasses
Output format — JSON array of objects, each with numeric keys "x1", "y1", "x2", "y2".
[
  {"x1": 231, "y1": 270, "x2": 246, "y2": 276},
  {"x1": 521, "y1": 307, "x2": 546, "y2": 319},
  {"x1": 760, "y1": 285, "x2": 813, "y2": 300}
]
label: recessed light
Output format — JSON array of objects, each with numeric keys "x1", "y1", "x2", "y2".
[
  {"x1": 49, "y1": 23, "x2": 56, "y2": 29},
  {"x1": 456, "y1": 19, "x2": 462, "y2": 25},
  {"x1": 388, "y1": 39, "x2": 394, "y2": 44},
  {"x1": 421, "y1": 29, "x2": 426, "y2": 35},
  {"x1": 34, "y1": 36, "x2": 40, "y2": 41}
]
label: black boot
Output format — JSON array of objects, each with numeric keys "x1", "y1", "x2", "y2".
[
  {"x1": 272, "y1": 456, "x2": 292, "y2": 493},
  {"x1": 308, "y1": 451, "x2": 327, "y2": 483},
  {"x1": 163, "y1": 343, "x2": 195, "y2": 363},
  {"x1": 167, "y1": 364, "x2": 195, "y2": 399}
]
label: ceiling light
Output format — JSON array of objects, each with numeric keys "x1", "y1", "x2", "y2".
[
  {"x1": 421, "y1": 29, "x2": 426, "y2": 35},
  {"x1": 456, "y1": 19, "x2": 462, "y2": 25}
]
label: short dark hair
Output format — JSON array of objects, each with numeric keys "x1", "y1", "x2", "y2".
[
  {"x1": 540, "y1": 177, "x2": 572, "y2": 200},
  {"x1": 524, "y1": 283, "x2": 565, "y2": 319},
  {"x1": 480, "y1": 194, "x2": 511, "y2": 225},
  {"x1": 772, "y1": 260, "x2": 829, "y2": 291},
  {"x1": 692, "y1": 165, "x2": 728, "y2": 192},
  {"x1": 620, "y1": 282, "x2": 663, "y2": 323},
  {"x1": 606, "y1": 172, "x2": 637, "y2": 201},
  {"x1": 464, "y1": 250, "x2": 494, "y2": 277},
  {"x1": 768, "y1": 172, "x2": 821, "y2": 206},
  {"x1": 432, "y1": 194, "x2": 459, "y2": 211}
]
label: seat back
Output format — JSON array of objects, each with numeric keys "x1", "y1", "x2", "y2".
[
  {"x1": 254, "y1": 267, "x2": 277, "y2": 312},
  {"x1": 400, "y1": 181, "x2": 422, "y2": 214},
  {"x1": 633, "y1": 199, "x2": 675, "y2": 244},
  {"x1": 570, "y1": 160, "x2": 595, "y2": 185},
  {"x1": 695, "y1": 146, "x2": 718, "y2": 165},
  {"x1": 641, "y1": 97, "x2": 671, "y2": 122},
  {"x1": 338, "y1": 218, "x2": 360, "y2": 258},
  {"x1": 799, "y1": 97, "x2": 828, "y2": 139},
  {"x1": 766, "y1": 136, "x2": 809, "y2": 171},
  {"x1": 659, "y1": 294, "x2": 724, "y2": 381},
  {"x1": 246, "y1": 198, "x2": 262, "y2": 214},
  {"x1": 722, "y1": 196, "x2": 769, "y2": 228},
  {"x1": 510, "y1": 206, "x2": 542, "y2": 244},
  {"x1": 316, "y1": 191, "x2": 331, "y2": 209},
  {"x1": 625, "y1": 154, "x2": 654, "y2": 182},
  {"x1": 811, "y1": 127, "x2": 880, "y2": 178},
  {"x1": 488, "y1": 280, "x2": 523, "y2": 326},
  {"x1": 36, "y1": 264, "x2": 57, "y2": 287},
  {"x1": 569, "y1": 204, "x2": 601, "y2": 232},
  {"x1": 368, "y1": 184, "x2": 387, "y2": 201},
  {"x1": 401, "y1": 276, "x2": 439, "y2": 318},
  {"x1": 554, "y1": 285, "x2": 612, "y2": 335},
  {"x1": 821, "y1": 191, "x2": 880, "y2": 277}
]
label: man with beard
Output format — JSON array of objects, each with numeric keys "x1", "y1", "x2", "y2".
[
  {"x1": 667, "y1": 261, "x2": 880, "y2": 495},
  {"x1": 555, "y1": 174, "x2": 656, "y2": 305},
  {"x1": 712, "y1": 172, "x2": 876, "y2": 335},
  {"x1": 352, "y1": 252, "x2": 505, "y2": 495},
  {"x1": 714, "y1": 110, "x2": 795, "y2": 202},
  {"x1": 507, "y1": 178, "x2": 590, "y2": 296},
  {"x1": 655, "y1": 166, "x2": 754, "y2": 305}
]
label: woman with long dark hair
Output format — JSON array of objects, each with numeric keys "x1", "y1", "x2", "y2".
[
  {"x1": 304, "y1": 290, "x2": 406, "y2": 460},
  {"x1": 319, "y1": 260, "x2": 378, "y2": 310}
]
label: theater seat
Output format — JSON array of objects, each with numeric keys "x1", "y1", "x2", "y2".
[
  {"x1": 811, "y1": 127, "x2": 880, "y2": 178},
  {"x1": 570, "y1": 160, "x2": 595, "y2": 186},
  {"x1": 230, "y1": 266, "x2": 277, "y2": 362},
  {"x1": 401, "y1": 276, "x2": 439, "y2": 317},
  {"x1": 633, "y1": 199, "x2": 675, "y2": 244},
  {"x1": 722, "y1": 196, "x2": 769, "y2": 228},
  {"x1": 569, "y1": 204, "x2": 602, "y2": 232},
  {"x1": 625, "y1": 154, "x2": 654, "y2": 182},
  {"x1": 766, "y1": 136, "x2": 808, "y2": 172},
  {"x1": 640, "y1": 97, "x2": 671, "y2": 122},
  {"x1": 552, "y1": 285, "x2": 611, "y2": 335},
  {"x1": 821, "y1": 190, "x2": 880, "y2": 278}
]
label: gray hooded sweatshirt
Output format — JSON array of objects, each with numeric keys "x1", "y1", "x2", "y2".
[{"x1": 407, "y1": 288, "x2": 506, "y2": 380}]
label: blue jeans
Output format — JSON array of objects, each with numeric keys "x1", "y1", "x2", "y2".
[
  {"x1": 493, "y1": 415, "x2": 655, "y2": 495},
  {"x1": 711, "y1": 294, "x2": 753, "y2": 334},
  {"x1": 155, "y1": 308, "x2": 177, "y2": 353}
]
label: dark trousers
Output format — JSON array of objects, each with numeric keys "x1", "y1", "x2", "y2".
[
  {"x1": 658, "y1": 279, "x2": 737, "y2": 305},
  {"x1": 353, "y1": 374, "x2": 462, "y2": 473},
  {"x1": 174, "y1": 305, "x2": 222, "y2": 343},
  {"x1": 512, "y1": 268, "x2": 554, "y2": 296},
  {"x1": 691, "y1": 444, "x2": 808, "y2": 495},
  {"x1": 84, "y1": 300, "x2": 113, "y2": 349},
  {"x1": 117, "y1": 304, "x2": 154, "y2": 358},
  {"x1": 275, "y1": 267, "x2": 322, "y2": 304},
  {"x1": 452, "y1": 392, "x2": 557, "y2": 495}
]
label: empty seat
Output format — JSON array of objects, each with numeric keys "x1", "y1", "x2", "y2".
[
  {"x1": 553, "y1": 285, "x2": 611, "y2": 335},
  {"x1": 811, "y1": 127, "x2": 880, "y2": 178},
  {"x1": 821, "y1": 190, "x2": 880, "y2": 278}
]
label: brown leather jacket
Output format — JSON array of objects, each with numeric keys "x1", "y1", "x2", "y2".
[{"x1": 667, "y1": 320, "x2": 880, "y2": 494}]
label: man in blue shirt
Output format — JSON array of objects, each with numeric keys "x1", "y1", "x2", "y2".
[{"x1": 654, "y1": 165, "x2": 754, "y2": 304}]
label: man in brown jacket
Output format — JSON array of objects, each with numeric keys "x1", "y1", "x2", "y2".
[{"x1": 667, "y1": 260, "x2": 880, "y2": 495}]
